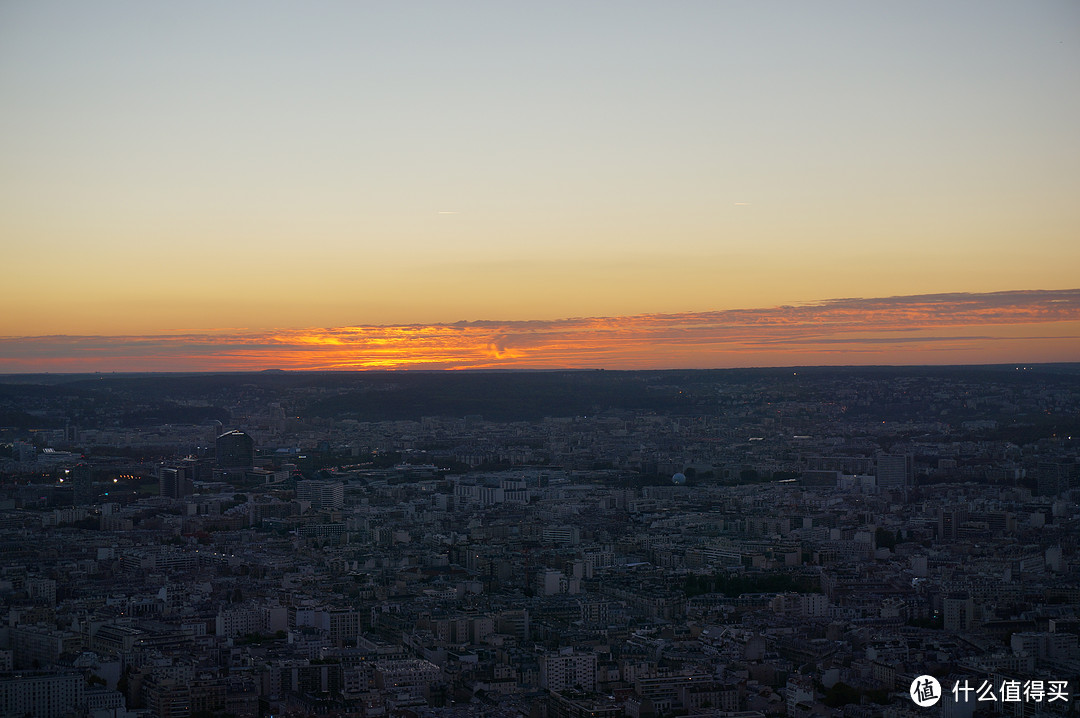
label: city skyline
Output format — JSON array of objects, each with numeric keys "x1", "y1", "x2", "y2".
[{"x1": 2, "y1": 2, "x2": 1078, "y2": 371}]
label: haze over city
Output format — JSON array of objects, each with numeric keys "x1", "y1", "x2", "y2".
[{"x1": 2, "y1": 1, "x2": 1079, "y2": 370}]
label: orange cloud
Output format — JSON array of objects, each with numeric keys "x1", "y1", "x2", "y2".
[{"x1": 2, "y1": 289, "x2": 1078, "y2": 372}]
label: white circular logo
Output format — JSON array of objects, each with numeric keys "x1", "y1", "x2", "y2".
[{"x1": 910, "y1": 675, "x2": 941, "y2": 707}]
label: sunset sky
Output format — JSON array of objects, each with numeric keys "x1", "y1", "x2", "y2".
[{"x1": 2, "y1": 1, "x2": 1078, "y2": 372}]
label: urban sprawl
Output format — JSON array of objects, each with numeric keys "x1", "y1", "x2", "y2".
[{"x1": 0, "y1": 368, "x2": 1077, "y2": 718}]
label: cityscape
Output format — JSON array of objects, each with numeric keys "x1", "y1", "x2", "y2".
[
  {"x1": 2, "y1": 1, "x2": 1079, "y2": 716},
  {"x1": 0, "y1": 366, "x2": 1077, "y2": 717}
]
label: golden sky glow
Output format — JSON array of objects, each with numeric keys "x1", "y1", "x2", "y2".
[
  {"x1": 1, "y1": 2, "x2": 1078, "y2": 369},
  {"x1": 2, "y1": 290, "x2": 1077, "y2": 373}
]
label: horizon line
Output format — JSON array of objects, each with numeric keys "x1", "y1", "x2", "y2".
[
  {"x1": 1, "y1": 360, "x2": 1078, "y2": 378},
  {"x1": 3, "y1": 288, "x2": 1079, "y2": 373}
]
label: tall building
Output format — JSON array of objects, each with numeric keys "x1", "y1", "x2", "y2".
[
  {"x1": 540, "y1": 650, "x2": 597, "y2": 692},
  {"x1": 13, "y1": 441, "x2": 36, "y2": 463},
  {"x1": 216, "y1": 430, "x2": 254, "y2": 470},
  {"x1": 876, "y1": 453, "x2": 912, "y2": 490},
  {"x1": 1036, "y1": 462, "x2": 1075, "y2": 497},
  {"x1": 295, "y1": 480, "x2": 344, "y2": 511},
  {"x1": 943, "y1": 592, "x2": 974, "y2": 632},
  {"x1": 158, "y1": 463, "x2": 194, "y2": 499},
  {"x1": 938, "y1": 506, "x2": 969, "y2": 540},
  {"x1": 71, "y1": 463, "x2": 94, "y2": 505}
]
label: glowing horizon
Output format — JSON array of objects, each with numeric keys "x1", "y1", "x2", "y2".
[{"x1": 2, "y1": 289, "x2": 1077, "y2": 373}]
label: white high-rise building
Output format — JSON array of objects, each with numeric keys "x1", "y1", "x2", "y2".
[
  {"x1": 296, "y1": 480, "x2": 344, "y2": 510},
  {"x1": 540, "y1": 650, "x2": 596, "y2": 692}
]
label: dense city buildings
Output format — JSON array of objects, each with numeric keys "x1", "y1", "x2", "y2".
[{"x1": 0, "y1": 367, "x2": 1077, "y2": 717}]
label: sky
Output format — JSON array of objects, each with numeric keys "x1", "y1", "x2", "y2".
[{"x1": 1, "y1": 1, "x2": 1078, "y2": 371}]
